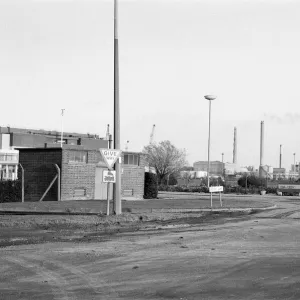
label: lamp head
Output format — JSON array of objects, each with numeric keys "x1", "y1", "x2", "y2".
[{"x1": 204, "y1": 95, "x2": 217, "y2": 101}]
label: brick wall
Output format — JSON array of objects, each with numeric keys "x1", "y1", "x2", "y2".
[
  {"x1": 121, "y1": 152, "x2": 146, "y2": 199},
  {"x1": 18, "y1": 149, "x2": 62, "y2": 202},
  {"x1": 61, "y1": 149, "x2": 106, "y2": 200}
]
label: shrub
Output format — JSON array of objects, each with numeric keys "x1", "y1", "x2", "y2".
[
  {"x1": 144, "y1": 172, "x2": 158, "y2": 199},
  {"x1": 0, "y1": 180, "x2": 22, "y2": 203},
  {"x1": 238, "y1": 175, "x2": 264, "y2": 188}
]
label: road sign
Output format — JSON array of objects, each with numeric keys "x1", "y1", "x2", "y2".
[
  {"x1": 100, "y1": 148, "x2": 122, "y2": 169},
  {"x1": 209, "y1": 186, "x2": 224, "y2": 193},
  {"x1": 103, "y1": 170, "x2": 116, "y2": 183}
]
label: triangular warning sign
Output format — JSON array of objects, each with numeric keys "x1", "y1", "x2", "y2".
[{"x1": 100, "y1": 148, "x2": 122, "y2": 169}]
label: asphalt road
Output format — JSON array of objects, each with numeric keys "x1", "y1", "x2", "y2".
[{"x1": 0, "y1": 196, "x2": 300, "y2": 300}]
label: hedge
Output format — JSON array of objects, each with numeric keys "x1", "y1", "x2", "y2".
[
  {"x1": 0, "y1": 180, "x2": 22, "y2": 203},
  {"x1": 144, "y1": 172, "x2": 158, "y2": 199}
]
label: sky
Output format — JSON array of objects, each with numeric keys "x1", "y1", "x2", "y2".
[{"x1": 1, "y1": 0, "x2": 300, "y2": 170}]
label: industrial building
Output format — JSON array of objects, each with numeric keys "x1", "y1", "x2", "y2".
[
  {"x1": 193, "y1": 161, "x2": 224, "y2": 176},
  {"x1": 0, "y1": 126, "x2": 108, "y2": 180}
]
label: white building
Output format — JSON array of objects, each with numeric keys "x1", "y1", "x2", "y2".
[{"x1": 0, "y1": 149, "x2": 19, "y2": 180}]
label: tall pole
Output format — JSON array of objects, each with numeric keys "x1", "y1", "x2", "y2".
[
  {"x1": 114, "y1": 0, "x2": 121, "y2": 215},
  {"x1": 60, "y1": 109, "x2": 65, "y2": 148},
  {"x1": 279, "y1": 144, "x2": 282, "y2": 168},
  {"x1": 204, "y1": 95, "x2": 217, "y2": 208},
  {"x1": 259, "y1": 121, "x2": 264, "y2": 178},
  {"x1": 207, "y1": 100, "x2": 212, "y2": 188},
  {"x1": 222, "y1": 152, "x2": 224, "y2": 176}
]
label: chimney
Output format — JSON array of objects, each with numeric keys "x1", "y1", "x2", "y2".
[
  {"x1": 233, "y1": 127, "x2": 237, "y2": 164},
  {"x1": 279, "y1": 144, "x2": 282, "y2": 168},
  {"x1": 259, "y1": 121, "x2": 265, "y2": 178}
]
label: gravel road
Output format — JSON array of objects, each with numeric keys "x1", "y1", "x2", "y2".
[{"x1": 0, "y1": 196, "x2": 299, "y2": 300}]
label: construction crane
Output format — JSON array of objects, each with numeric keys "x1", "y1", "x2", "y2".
[{"x1": 149, "y1": 124, "x2": 156, "y2": 144}]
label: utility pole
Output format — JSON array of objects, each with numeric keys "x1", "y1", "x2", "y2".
[{"x1": 113, "y1": 0, "x2": 121, "y2": 215}]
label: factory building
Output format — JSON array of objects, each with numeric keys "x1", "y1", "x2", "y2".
[
  {"x1": 193, "y1": 161, "x2": 224, "y2": 176},
  {"x1": 0, "y1": 126, "x2": 108, "y2": 180}
]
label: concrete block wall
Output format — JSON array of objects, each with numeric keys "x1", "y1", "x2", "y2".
[
  {"x1": 18, "y1": 149, "x2": 62, "y2": 202},
  {"x1": 121, "y1": 152, "x2": 146, "y2": 199}
]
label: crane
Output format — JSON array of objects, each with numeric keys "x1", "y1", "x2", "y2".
[{"x1": 149, "y1": 124, "x2": 156, "y2": 144}]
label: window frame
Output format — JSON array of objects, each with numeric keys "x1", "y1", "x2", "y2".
[{"x1": 123, "y1": 154, "x2": 139, "y2": 166}]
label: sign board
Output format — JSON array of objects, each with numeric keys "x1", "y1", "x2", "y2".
[
  {"x1": 103, "y1": 170, "x2": 116, "y2": 183},
  {"x1": 209, "y1": 186, "x2": 224, "y2": 193},
  {"x1": 100, "y1": 148, "x2": 122, "y2": 169},
  {"x1": 278, "y1": 184, "x2": 300, "y2": 193}
]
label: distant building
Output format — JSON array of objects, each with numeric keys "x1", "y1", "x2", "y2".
[
  {"x1": 0, "y1": 126, "x2": 108, "y2": 180},
  {"x1": 0, "y1": 126, "x2": 107, "y2": 150},
  {"x1": 0, "y1": 149, "x2": 18, "y2": 180},
  {"x1": 193, "y1": 161, "x2": 224, "y2": 176}
]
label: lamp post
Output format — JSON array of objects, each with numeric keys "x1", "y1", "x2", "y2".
[
  {"x1": 60, "y1": 109, "x2": 65, "y2": 148},
  {"x1": 204, "y1": 95, "x2": 217, "y2": 208}
]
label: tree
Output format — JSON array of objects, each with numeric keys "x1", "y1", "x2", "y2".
[
  {"x1": 238, "y1": 174, "x2": 262, "y2": 188},
  {"x1": 143, "y1": 140, "x2": 188, "y2": 185}
]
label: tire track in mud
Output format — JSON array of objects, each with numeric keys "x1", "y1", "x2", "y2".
[
  {"x1": 255, "y1": 208, "x2": 300, "y2": 219},
  {"x1": 5, "y1": 256, "x2": 74, "y2": 300},
  {"x1": 21, "y1": 253, "x2": 119, "y2": 299}
]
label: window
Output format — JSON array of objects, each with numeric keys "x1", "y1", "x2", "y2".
[
  {"x1": 0, "y1": 154, "x2": 18, "y2": 162},
  {"x1": 124, "y1": 154, "x2": 139, "y2": 166},
  {"x1": 69, "y1": 151, "x2": 88, "y2": 163}
]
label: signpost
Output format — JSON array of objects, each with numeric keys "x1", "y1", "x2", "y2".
[
  {"x1": 209, "y1": 186, "x2": 224, "y2": 208},
  {"x1": 100, "y1": 149, "x2": 122, "y2": 216}
]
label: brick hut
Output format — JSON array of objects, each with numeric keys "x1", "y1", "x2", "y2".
[{"x1": 18, "y1": 146, "x2": 146, "y2": 201}]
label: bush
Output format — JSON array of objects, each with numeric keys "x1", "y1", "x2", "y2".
[
  {"x1": 265, "y1": 187, "x2": 278, "y2": 194},
  {"x1": 238, "y1": 175, "x2": 264, "y2": 188},
  {"x1": 0, "y1": 180, "x2": 22, "y2": 203},
  {"x1": 144, "y1": 172, "x2": 158, "y2": 199}
]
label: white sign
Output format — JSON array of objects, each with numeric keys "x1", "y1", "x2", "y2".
[
  {"x1": 209, "y1": 186, "x2": 224, "y2": 193},
  {"x1": 103, "y1": 170, "x2": 116, "y2": 183},
  {"x1": 100, "y1": 148, "x2": 122, "y2": 169}
]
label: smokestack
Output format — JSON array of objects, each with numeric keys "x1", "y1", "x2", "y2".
[
  {"x1": 260, "y1": 121, "x2": 264, "y2": 166},
  {"x1": 259, "y1": 121, "x2": 265, "y2": 178},
  {"x1": 279, "y1": 144, "x2": 282, "y2": 168},
  {"x1": 233, "y1": 127, "x2": 237, "y2": 164}
]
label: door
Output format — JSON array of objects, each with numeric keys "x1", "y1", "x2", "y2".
[{"x1": 94, "y1": 167, "x2": 107, "y2": 200}]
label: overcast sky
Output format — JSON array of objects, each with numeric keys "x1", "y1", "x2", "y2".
[{"x1": 1, "y1": 0, "x2": 300, "y2": 169}]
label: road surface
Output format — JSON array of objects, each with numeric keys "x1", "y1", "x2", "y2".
[{"x1": 0, "y1": 196, "x2": 300, "y2": 300}]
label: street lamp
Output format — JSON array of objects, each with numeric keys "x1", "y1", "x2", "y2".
[
  {"x1": 204, "y1": 95, "x2": 217, "y2": 188},
  {"x1": 205, "y1": 95, "x2": 217, "y2": 208},
  {"x1": 60, "y1": 109, "x2": 65, "y2": 148}
]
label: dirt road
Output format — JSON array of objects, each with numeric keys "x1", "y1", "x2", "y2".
[{"x1": 0, "y1": 197, "x2": 300, "y2": 300}]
